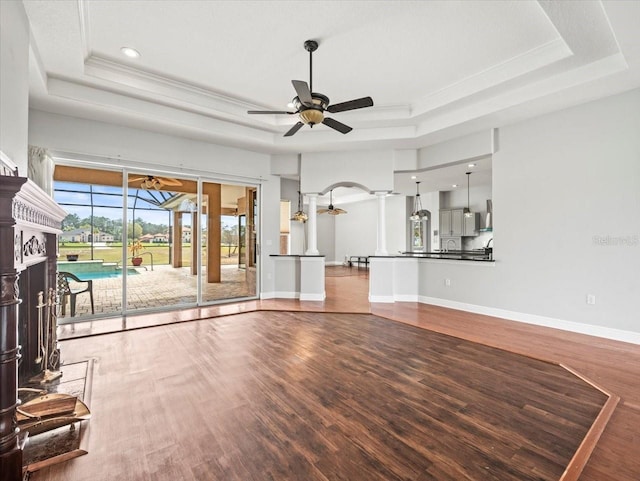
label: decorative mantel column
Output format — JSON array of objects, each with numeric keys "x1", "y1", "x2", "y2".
[
  {"x1": 375, "y1": 191, "x2": 389, "y2": 256},
  {"x1": 305, "y1": 194, "x2": 319, "y2": 255},
  {"x1": 0, "y1": 151, "x2": 66, "y2": 480},
  {"x1": 0, "y1": 175, "x2": 27, "y2": 481}
]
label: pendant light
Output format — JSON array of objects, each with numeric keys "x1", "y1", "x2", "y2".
[
  {"x1": 317, "y1": 190, "x2": 347, "y2": 215},
  {"x1": 464, "y1": 171, "x2": 473, "y2": 218},
  {"x1": 290, "y1": 178, "x2": 308, "y2": 223},
  {"x1": 409, "y1": 181, "x2": 428, "y2": 221}
]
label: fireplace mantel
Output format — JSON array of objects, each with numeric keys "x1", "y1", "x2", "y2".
[{"x1": 0, "y1": 151, "x2": 66, "y2": 480}]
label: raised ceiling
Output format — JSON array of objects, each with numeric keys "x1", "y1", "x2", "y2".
[{"x1": 23, "y1": 1, "x2": 640, "y2": 157}]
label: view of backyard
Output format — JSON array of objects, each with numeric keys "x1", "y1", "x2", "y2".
[
  {"x1": 53, "y1": 175, "x2": 256, "y2": 320},
  {"x1": 58, "y1": 243, "x2": 240, "y2": 266}
]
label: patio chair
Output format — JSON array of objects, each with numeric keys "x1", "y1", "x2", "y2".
[{"x1": 57, "y1": 271, "x2": 94, "y2": 317}]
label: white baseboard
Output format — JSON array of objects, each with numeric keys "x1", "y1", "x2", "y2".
[
  {"x1": 268, "y1": 291, "x2": 299, "y2": 299},
  {"x1": 369, "y1": 295, "x2": 395, "y2": 303},
  {"x1": 418, "y1": 296, "x2": 640, "y2": 345},
  {"x1": 394, "y1": 294, "x2": 419, "y2": 302},
  {"x1": 300, "y1": 292, "x2": 326, "y2": 301},
  {"x1": 325, "y1": 260, "x2": 342, "y2": 266}
]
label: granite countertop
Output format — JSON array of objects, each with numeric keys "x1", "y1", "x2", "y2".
[{"x1": 399, "y1": 250, "x2": 494, "y2": 262}]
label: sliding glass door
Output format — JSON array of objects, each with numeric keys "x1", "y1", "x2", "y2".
[
  {"x1": 54, "y1": 164, "x2": 259, "y2": 321},
  {"x1": 54, "y1": 167, "x2": 124, "y2": 321},
  {"x1": 200, "y1": 182, "x2": 257, "y2": 303},
  {"x1": 125, "y1": 172, "x2": 198, "y2": 311}
]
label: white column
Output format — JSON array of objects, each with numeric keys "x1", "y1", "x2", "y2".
[
  {"x1": 305, "y1": 194, "x2": 319, "y2": 255},
  {"x1": 375, "y1": 191, "x2": 388, "y2": 256}
]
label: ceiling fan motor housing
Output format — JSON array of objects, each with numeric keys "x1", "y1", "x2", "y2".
[
  {"x1": 294, "y1": 93, "x2": 330, "y2": 125},
  {"x1": 247, "y1": 38, "x2": 373, "y2": 136}
]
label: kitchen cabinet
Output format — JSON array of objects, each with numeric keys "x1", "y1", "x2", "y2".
[
  {"x1": 440, "y1": 209, "x2": 480, "y2": 237},
  {"x1": 464, "y1": 212, "x2": 480, "y2": 236},
  {"x1": 439, "y1": 209, "x2": 464, "y2": 236}
]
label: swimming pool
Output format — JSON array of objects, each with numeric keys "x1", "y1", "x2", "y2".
[{"x1": 73, "y1": 269, "x2": 139, "y2": 281}]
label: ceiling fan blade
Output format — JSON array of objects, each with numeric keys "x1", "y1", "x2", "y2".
[
  {"x1": 247, "y1": 110, "x2": 295, "y2": 114},
  {"x1": 284, "y1": 121, "x2": 305, "y2": 137},
  {"x1": 128, "y1": 176, "x2": 147, "y2": 182},
  {"x1": 322, "y1": 117, "x2": 352, "y2": 134},
  {"x1": 317, "y1": 208, "x2": 330, "y2": 214},
  {"x1": 158, "y1": 177, "x2": 183, "y2": 186},
  {"x1": 327, "y1": 96, "x2": 374, "y2": 113},
  {"x1": 292, "y1": 80, "x2": 313, "y2": 107}
]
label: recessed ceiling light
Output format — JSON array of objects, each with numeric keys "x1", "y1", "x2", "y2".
[
  {"x1": 452, "y1": 184, "x2": 458, "y2": 188},
  {"x1": 410, "y1": 175, "x2": 417, "y2": 179},
  {"x1": 468, "y1": 163, "x2": 476, "y2": 168},
  {"x1": 121, "y1": 47, "x2": 141, "y2": 58}
]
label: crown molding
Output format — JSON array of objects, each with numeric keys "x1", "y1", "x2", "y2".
[{"x1": 412, "y1": 37, "x2": 572, "y2": 117}]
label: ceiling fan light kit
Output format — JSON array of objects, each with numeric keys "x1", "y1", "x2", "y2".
[
  {"x1": 129, "y1": 175, "x2": 183, "y2": 190},
  {"x1": 248, "y1": 39, "x2": 373, "y2": 137},
  {"x1": 317, "y1": 190, "x2": 347, "y2": 215}
]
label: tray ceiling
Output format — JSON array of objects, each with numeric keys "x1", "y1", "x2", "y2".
[{"x1": 23, "y1": 1, "x2": 640, "y2": 155}]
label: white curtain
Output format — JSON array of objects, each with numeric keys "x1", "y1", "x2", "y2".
[{"x1": 28, "y1": 145, "x2": 53, "y2": 196}]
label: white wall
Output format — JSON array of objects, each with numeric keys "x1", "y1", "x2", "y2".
[
  {"x1": 0, "y1": 0, "x2": 30, "y2": 173},
  {"x1": 334, "y1": 194, "x2": 407, "y2": 262},
  {"x1": 28, "y1": 110, "x2": 280, "y2": 295},
  {"x1": 417, "y1": 88, "x2": 640, "y2": 339},
  {"x1": 441, "y1": 184, "x2": 492, "y2": 214},
  {"x1": 316, "y1": 213, "x2": 335, "y2": 262},
  {"x1": 301, "y1": 150, "x2": 394, "y2": 194},
  {"x1": 493, "y1": 87, "x2": 640, "y2": 333},
  {"x1": 418, "y1": 130, "x2": 494, "y2": 170}
]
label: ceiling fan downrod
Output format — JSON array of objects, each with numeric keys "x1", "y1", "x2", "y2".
[{"x1": 304, "y1": 40, "x2": 318, "y2": 94}]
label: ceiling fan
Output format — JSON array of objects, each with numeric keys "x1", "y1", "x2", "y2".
[
  {"x1": 317, "y1": 190, "x2": 347, "y2": 215},
  {"x1": 128, "y1": 175, "x2": 183, "y2": 190},
  {"x1": 247, "y1": 39, "x2": 374, "y2": 137}
]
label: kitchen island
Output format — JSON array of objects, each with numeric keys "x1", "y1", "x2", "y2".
[{"x1": 401, "y1": 249, "x2": 493, "y2": 261}]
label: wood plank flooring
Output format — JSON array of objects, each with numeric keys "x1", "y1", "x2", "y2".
[
  {"x1": 37, "y1": 311, "x2": 607, "y2": 481},
  {"x1": 45, "y1": 266, "x2": 640, "y2": 480}
]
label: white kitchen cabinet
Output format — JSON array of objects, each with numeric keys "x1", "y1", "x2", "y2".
[
  {"x1": 463, "y1": 212, "x2": 480, "y2": 236},
  {"x1": 439, "y1": 209, "x2": 464, "y2": 237}
]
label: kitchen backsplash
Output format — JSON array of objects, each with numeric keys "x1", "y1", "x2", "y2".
[{"x1": 462, "y1": 231, "x2": 493, "y2": 250}]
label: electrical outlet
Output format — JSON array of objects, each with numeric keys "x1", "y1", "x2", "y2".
[
  {"x1": 445, "y1": 278, "x2": 451, "y2": 287},
  {"x1": 586, "y1": 294, "x2": 596, "y2": 305}
]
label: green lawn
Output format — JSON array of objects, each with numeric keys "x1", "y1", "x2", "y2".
[{"x1": 59, "y1": 243, "x2": 239, "y2": 266}]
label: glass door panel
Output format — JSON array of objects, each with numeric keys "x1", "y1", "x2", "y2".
[
  {"x1": 201, "y1": 182, "x2": 257, "y2": 303},
  {"x1": 126, "y1": 172, "x2": 197, "y2": 311},
  {"x1": 54, "y1": 171, "x2": 124, "y2": 321}
]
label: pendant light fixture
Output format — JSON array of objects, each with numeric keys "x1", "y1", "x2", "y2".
[
  {"x1": 317, "y1": 190, "x2": 347, "y2": 215},
  {"x1": 409, "y1": 181, "x2": 428, "y2": 221},
  {"x1": 464, "y1": 171, "x2": 473, "y2": 218},
  {"x1": 290, "y1": 178, "x2": 308, "y2": 222}
]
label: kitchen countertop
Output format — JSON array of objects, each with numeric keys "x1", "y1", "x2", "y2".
[{"x1": 397, "y1": 250, "x2": 494, "y2": 262}]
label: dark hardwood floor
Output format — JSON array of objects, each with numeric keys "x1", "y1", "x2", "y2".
[
  {"x1": 39, "y1": 266, "x2": 640, "y2": 480},
  {"x1": 36, "y1": 311, "x2": 608, "y2": 481}
]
